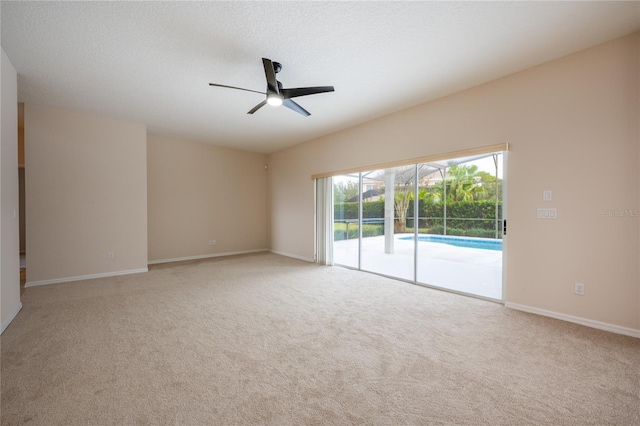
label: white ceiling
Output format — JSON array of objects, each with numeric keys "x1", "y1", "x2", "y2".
[{"x1": 2, "y1": 2, "x2": 639, "y2": 154}]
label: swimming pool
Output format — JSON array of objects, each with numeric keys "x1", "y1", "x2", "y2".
[{"x1": 399, "y1": 234, "x2": 503, "y2": 251}]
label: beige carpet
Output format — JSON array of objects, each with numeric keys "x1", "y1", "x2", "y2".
[{"x1": 1, "y1": 252, "x2": 639, "y2": 425}]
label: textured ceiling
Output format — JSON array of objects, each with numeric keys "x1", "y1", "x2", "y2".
[{"x1": 2, "y1": 1, "x2": 639, "y2": 153}]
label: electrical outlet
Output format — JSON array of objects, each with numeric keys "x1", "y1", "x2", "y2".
[
  {"x1": 108, "y1": 252, "x2": 115, "y2": 260},
  {"x1": 208, "y1": 240, "x2": 217, "y2": 246},
  {"x1": 575, "y1": 282, "x2": 585, "y2": 295}
]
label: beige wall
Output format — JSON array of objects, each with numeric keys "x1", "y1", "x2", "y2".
[
  {"x1": 1, "y1": 47, "x2": 21, "y2": 332},
  {"x1": 268, "y1": 33, "x2": 640, "y2": 331},
  {"x1": 25, "y1": 104, "x2": 148, "y2": 284},
  {"x1": 147, "y1": 135, "x2": 267, "y2": 262}
]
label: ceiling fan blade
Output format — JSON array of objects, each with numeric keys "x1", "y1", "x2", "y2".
[
  {"x1": 209, "y1": 83, "x2": 265, "y2": 95},
  {"x1": 283, "y1": 99, "x2": 310, "y2": 117},
  {"x1": 262, "y1": 58, "x2": 279, "y2": 94},
  {"x1": 247, "y1": 100, "x2": 268, "y2": 114},
  {"x1": 281, "y1": 86, "x2": 335, "y2": 99}
]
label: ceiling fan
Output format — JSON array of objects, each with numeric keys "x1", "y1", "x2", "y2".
[{"x1": 209, "y1": 58, "x2": 334, "y2": 117}]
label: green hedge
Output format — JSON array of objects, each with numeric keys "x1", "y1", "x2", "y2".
[
  {"x1": 335, "y1": 224, "x2": 500, "y2": 241},
  {"x1": 335, "y1": 200, "x2": 501, "y2": 221},
  {"x1": 334, "y1": 200, "x2": 385, "y2": 220},
  {"x1": 334, "y1": 223, "x2": 385, "y2": 241},
  {"x1": 422, "y1": 200, "x2": 501, "y2": 219},
  {"x1": 334, "y1": 200, "x2": 502, "y2": 236},
  {"x1": 420, "y1": 226, "x2": 498, "y2": 238}
]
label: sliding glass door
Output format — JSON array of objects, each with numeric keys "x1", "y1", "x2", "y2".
[
  {"x1": 360, "y1": 166, "x2": 415, "y2": 281},
  {"x1": 330, "y1": 150, "x2": 505, "y2": 301},
  {"x1": 333, "y1": 174, "x2": 359, "y2": 268},
  {"x1": 415, "y1": 154, "x2": 504, "y2": 299}
]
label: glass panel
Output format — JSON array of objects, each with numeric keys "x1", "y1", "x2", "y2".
[
  {"x1": 360, "y1": 166, "x2": 415, "y2": 281},
  {"x1": 333, "y1": 174, "x2": 359, "y2": 268},
  {"x1": 416, "y1": 153, "x2": 503, "y2": 299}
]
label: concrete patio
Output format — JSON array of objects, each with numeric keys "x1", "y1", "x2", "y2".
[{"x1": 333, "y1": 234, "x2": 503, "y2": 300}]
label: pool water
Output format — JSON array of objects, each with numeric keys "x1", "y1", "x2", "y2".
[{"x1": 399, "y1": 234, "x2": 503, "y2": 251}]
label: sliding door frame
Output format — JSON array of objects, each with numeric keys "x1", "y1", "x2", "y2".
[{"x1": 324, "y1": 144, "x2": 508, "y2": 304}]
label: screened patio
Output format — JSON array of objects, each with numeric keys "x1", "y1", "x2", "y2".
[{"x1": 330, "y1": 150, "x2": 505, "y2": 301}]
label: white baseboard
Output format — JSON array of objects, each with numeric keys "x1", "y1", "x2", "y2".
[
  {"x1": 25, "y1": 268, "x2": 149, "y2": 288},
  {"x1": 269, "y1": 250, "x2": 314, "y2": 263},
  {"x1": 1, "y1": 302, "x2": 23, "y2": 334},
  {"x1": 505, "y1": 302, "x2": 640, "y2": 338},
  {"x1": 148, "y1": 248, "x2": 268, "y2": 265}
]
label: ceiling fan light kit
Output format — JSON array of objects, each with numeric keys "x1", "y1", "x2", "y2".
[
  {"x1": 209, "y1": 58, "x2": 334, "y2": 116},
  {"x1": 267, "y1": 94, "x2": 283, "y2": 107}
]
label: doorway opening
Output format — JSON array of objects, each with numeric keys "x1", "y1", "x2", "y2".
[{"x1": 18, "y1": 103, "x2": 26, "y2": 294}]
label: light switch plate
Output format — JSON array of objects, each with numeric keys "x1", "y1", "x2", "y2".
[
  {"x1": 543, "y1": 190, "x2": 552, "y2": 201},
  {"x1": 537, "y1": 208, "x2": 557, "y2": 219}
]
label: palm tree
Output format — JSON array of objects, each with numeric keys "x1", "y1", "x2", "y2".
[
  {"x1": 418, "y1": 185, "x2": 443, "y2": 204},
  {"x1": 394, "y1": 183, "x2": 413, "y2": 233},
  {"x1": 445, "y1": 165, "x2": 486, "y2": 202},
  {"x1": 476, "y1": 171, "x2": 502, "y2": 200}
]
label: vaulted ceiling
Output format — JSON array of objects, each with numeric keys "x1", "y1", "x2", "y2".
[{"x1": 2, "y1": 1, "x2": 639, "y2": 153}]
